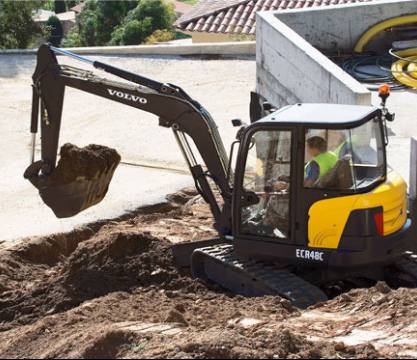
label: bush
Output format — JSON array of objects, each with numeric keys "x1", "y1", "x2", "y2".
[
  {"x1": 110, "y1": 0, "x2": 175, "y2": 46},
  {"x1": 46, "y1": 15, "x2": 64, "y2": 46},
  {"x1": 61, "y1": 26, "x2": 82, "y2": 47},
  {"x1": 0, "y1": 0, "x2": 44, "y2": 49},
  {"x1": 95, "y1": 0, "x2": 138, "y2": 45},
  {"x1": 62, "y1": 0, "x2": 175, "y2": 47},
  {"x1": 145, "y1": 29, "x2": 174, "y2": 44},
  {"x1": 63, "y1": 0, "x2": 138, "y2": 47}
]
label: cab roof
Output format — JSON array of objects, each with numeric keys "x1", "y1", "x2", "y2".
[{"x1": 261, "y1": 104, "x2": 380, "y2": 128}]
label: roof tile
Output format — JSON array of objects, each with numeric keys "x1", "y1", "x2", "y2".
[{"x1": 177, "y1": 0, "x2": 373, "y2": 35}]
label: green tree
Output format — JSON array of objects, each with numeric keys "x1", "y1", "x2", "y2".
[
  {"x1": 65, "y1": 0, "x2": 79, "y2": 9},
  {"x1": 132, "y1": 0, "x2": 174, "y2": 32},
  {"x1": 95, "y1": 0, "x2": 138, "y2": 45},
  {"x1": 122, "y1": 18, "x2": 153, "y2": 45},
  {"x1": 46, "y1": 15, "x2": 64, "y2": 46},
  {"x1": 0, "y1": 0, "x2": 44, "y2": 49},
  {"x1": 65, "y1": 0, "x2": 138, "y2": 47},
  {"x1": 110, "y1": 0, "x2": 175, "y2": 46}
]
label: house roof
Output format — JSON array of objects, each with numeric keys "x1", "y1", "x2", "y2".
[{"x1": 176, "y1": 0, "x2": 372, "y2": 35}]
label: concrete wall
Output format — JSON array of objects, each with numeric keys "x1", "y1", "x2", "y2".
[
  {"x1": 256, "y1": 0, "x2": 417, "y2": 108},
  {"x1": 185, "y1": 32, "x2": 256, "y2": 44},
  {"x1": 276, "y1": 0, "x2": 417, "y2": 52},
  {"x1": 256, "y1": 12, "x2": 370, "y2": 108},
  {"x1": 0, "y1": 41, "x2": 255, "y2": 56}
]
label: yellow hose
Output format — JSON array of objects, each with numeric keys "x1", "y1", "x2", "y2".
[
  {"x1": 408, "y1": 62, "x2": 417, "y2": 79},
  {"x1": 354, "y1": 15, "x2": 417, "y2": 53},
  {"x1": 392, "y1": 55, "x2": 417, "y2": 89},
  {"x1": 395, "y1": 48, "x2": 417, "y2": 57}
]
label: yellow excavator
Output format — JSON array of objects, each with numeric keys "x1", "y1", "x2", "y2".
[{"x1": 24, "y1": 45, "x2": 417, "y2": 308}]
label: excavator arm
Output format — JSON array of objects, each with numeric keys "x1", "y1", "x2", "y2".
[{"x1": 25, "y1": 44, "x2": 232, "y2": 233}]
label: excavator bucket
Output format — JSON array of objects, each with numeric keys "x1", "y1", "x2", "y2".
[{"x1": 24, "y1": 143, "x2": 120, "y2": 218}]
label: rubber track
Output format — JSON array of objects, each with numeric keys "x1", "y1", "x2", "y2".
[{"x1": 192, "y1": 244, "x2": 328, "y2": 309}]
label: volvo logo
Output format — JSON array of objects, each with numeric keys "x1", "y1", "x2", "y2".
[{"x1": 107, "y1": 89, "x2": 148, "y2": 104}]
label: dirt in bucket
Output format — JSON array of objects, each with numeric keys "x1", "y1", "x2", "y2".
[{"x1": 48, "y1": 143, "x2": 121, "y2": 184}]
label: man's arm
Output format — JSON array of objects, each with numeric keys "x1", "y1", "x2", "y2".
[{"x1": 304, "y1": 161, "x2": 320, "y2": 187}]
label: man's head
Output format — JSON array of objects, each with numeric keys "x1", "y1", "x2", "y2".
[{"x1": 306, "y1": 136, "x2": 327, "y2": 158}]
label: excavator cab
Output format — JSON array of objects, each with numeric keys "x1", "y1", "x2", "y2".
[{"x1": 233, "y1": 103, "x2": 410, "y2": 268}]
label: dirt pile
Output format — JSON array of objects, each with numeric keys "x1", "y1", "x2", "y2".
[
  {"x1": 0, "y1": 223, "x2": 205, "y2": 331},
  {"x1": 0, "y1": 189, "x2": 415, "y2": 358},
  {"x1": 49, "y1": 143, "x2": 121, "y2": 184}
]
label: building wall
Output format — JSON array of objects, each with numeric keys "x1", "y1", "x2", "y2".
[
  {"x1": 276, "y1": 0, "x2": 417, "y2": 52},
  {"x1": 180, "y1": 31, "x2": 256, "y2": 43},
  {"x1": 256, "y1": 0, "x2": 417, "y2": 108},
  {"x1": 256, "y1": 12, "x2": 369, "y2": 108}
]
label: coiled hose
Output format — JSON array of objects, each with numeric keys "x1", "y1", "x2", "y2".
[
  {"x1": 347, "y1": 15, "x2": 417, "y2": 89},
  {"x1": 390, "y1": 48, "x2": 417, "y2": 89}
]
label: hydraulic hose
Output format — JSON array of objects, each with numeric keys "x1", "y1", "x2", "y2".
[
  {"x1": 341, "y1": 54, "x2": 404, "y2": 90},
  {"x1": 354, "y1": 14, "x2": 417, "y2": 53}
]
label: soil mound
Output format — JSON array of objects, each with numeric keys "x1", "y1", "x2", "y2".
[{"x1": 0, "y1": 189, "x2": 415, "y2": 358}]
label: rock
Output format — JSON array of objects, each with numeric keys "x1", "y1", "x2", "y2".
[
  {"x1": 280, "y1": 299, "x2": 296, "y2": 312},
  {"x1": 165, "y1": 309, "x2": 189, "y2": 327},
  {"x1": 334, "y1": 342, "x2": 346, "y2": 352},
  {"x1": 375, "y1": 282, "x2": 391, "y2": 294},
  {"x1": 166, "y1": 187, "x2": 198, "y2": 205}
]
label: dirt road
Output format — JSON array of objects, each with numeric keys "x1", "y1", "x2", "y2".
[{"x1": 0, "y1": 189, "x2": 416, "y2": 359}]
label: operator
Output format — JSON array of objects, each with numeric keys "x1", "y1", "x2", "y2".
[
  {"x1": 304, "y1": 136, "x2": 337, "y2": 187},
  {"x1": 273, "y1": 136, "x2": 337, "y2": 190}
]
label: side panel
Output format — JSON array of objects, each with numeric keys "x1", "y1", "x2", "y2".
[{"x1": 308, "y1": 170, "x2": 407, "y2": 249}]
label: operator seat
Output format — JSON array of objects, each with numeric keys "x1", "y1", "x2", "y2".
[{"x1": 315, "y1": 157, "x2": 354, "y2": 190}]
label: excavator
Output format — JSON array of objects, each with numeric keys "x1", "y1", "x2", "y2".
[{"x1": 24, "y1": 44, "x2": 417, "y2": 308}]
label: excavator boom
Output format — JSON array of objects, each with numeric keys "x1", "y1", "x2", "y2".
[{"x1": 25, "y1": 44, "x2": 232, "y2": 233}]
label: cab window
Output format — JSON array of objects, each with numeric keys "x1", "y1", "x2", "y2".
[
  {"x1": 240, "y1": 130, "x2": 292, "y2": 239},
  {"x1": 304, "y1": 118, "x2": 385, "y2": 191}
]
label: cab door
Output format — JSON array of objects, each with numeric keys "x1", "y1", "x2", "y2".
[{"x1": 233, "y1": 126, "x2": 297, "y2": 243}]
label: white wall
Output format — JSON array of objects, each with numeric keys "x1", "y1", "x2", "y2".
[{"x1": 257, "y1": 12, "x2": 370, "y2": 108}]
